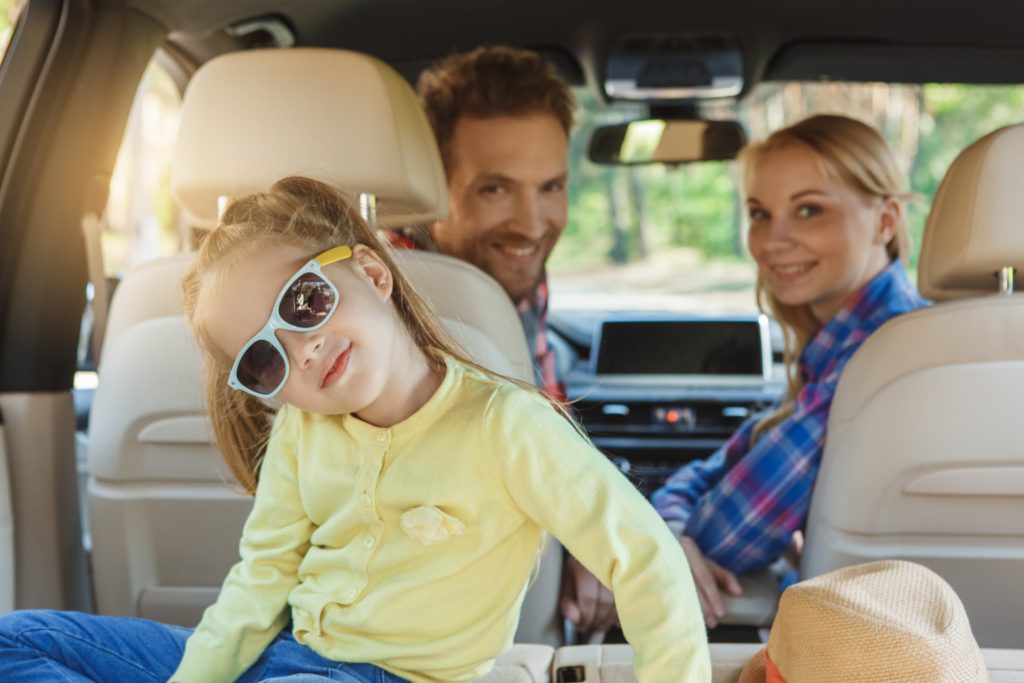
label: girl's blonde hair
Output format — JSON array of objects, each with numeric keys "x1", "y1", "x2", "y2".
[
  {"x1": 182, "y1": 176, "x2": 527, "y2": 494},
  {"x1": 740, "y1": 114, "x2": 912, "y2": 440}
]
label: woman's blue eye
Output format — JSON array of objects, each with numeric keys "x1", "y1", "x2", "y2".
[
  {"x1": 796, "y1": 204, "x2": 822, "y2": 218},
  {"x1": 748, "y1": 208, "x2": 769, "y2": 222}
]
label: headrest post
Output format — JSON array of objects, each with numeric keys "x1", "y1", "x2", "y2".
[
  {"x1": 998, "y1": 266, "x2": 1015, "y2": 295},
  {"x1": 918, "y1": 124, "x2": 1024, "y2": 300},
  {"x1": 217, "y1": 195, "x2": 230, "y2": 223},
  {"x1": 359, "y1": 192, "x2": 378, "y2": 230}
]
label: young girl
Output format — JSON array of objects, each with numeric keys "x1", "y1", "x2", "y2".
[
  {"x1": 651, "y1": 114, "x2": 929, "y2": 628},
  {"x1": 0, "y1": 176, "x2": 709, "y2": 682}
]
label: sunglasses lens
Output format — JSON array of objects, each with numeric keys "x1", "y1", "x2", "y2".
[
  {"x1": 279, "y1": 273, "x2": 336, "y2": 328},
  {"x1": 236, "y1": 339, "x2": 286, "y2": 396}
]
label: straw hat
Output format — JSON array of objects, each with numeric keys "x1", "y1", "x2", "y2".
[{"x1": 738, "y1": 560, "x2": 989, "y2": 683}]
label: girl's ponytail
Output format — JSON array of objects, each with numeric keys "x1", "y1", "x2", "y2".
[
  {"x1": 182, "y1": 211, "x2": 281, "y2": 496},
  {"x1": 204, "y1": 363, "x2": 274, "y2": 495}
]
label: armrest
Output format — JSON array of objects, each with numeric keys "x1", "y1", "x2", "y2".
[
  {"x1": 719, "y1": 568, "x2": 779, "y2": 628},
  {"x1": 479, "y1": 644, "x2": 556, "y2": 683},
  {"x1": 549, "y1": 645, "x2": 1024, "y2": 682},
  {"x1": 551, "y1": 644, "x2": 762, "y2": 683}
]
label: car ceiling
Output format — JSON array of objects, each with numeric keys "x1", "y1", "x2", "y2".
[{"x1": 123, "y1": 0, "x2": 1024, "y2": 93}]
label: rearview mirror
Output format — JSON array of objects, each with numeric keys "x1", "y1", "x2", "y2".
[{"x1": 588, "y1": 119, "x2": 746, "y2": 165}]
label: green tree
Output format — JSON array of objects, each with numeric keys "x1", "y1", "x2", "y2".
[{"x1": 906, "y1": 85, "x2": 1024, "y2": 270}]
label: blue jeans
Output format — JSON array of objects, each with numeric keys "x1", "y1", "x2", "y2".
[{"x1": 0, "y1": 610, "x2": 408, "y2": 682}]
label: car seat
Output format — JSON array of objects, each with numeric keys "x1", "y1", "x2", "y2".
[{"x1": 801, "y1": 123, "x2": 1024, "y2": 648}]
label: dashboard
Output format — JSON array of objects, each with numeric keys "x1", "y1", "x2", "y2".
[{"x1": 550, "y1": 312, "x2": 785, "y2": 497}]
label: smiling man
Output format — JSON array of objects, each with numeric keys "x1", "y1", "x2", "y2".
[{"x1": 387, "y1": 46, "x2": 574, "y2": 400}]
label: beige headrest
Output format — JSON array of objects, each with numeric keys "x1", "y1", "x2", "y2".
[
  {"x1": 172, "y1": 48, "x2": 447, "y2": 230},
  {"x1": 919, "y1": 123, "x2": 1024, "y2": 301}
]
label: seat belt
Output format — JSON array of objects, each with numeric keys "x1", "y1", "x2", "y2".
[
  {"x1": 0, "y1": 425, "x2": 15, "y2": 613},
  {"x1": 81, "y1": 212, "x2": 109, "y2": 369}
]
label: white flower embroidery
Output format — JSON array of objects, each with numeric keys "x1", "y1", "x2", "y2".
[{"x1": 400, "y1": 505, "x2": 465, "y2": 545}]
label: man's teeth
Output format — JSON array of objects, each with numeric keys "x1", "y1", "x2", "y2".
[
  {"x1": 774, "y1": 263, "x2": 812, "y2": 275},
  {"x1": 498, "y1": 244, "x2": 538, "y2": 257}
]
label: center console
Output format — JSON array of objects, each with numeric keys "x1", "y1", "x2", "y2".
[{"x1": 567, "y1": 315, "x2": 783, "y2": 497}]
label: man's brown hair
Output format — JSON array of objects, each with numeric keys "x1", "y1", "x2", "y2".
[{"x1": 417, "y1": 46, "x2": 575, "y2": 172}]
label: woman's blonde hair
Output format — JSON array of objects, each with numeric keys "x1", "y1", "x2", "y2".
[
  {"x1": 182, "y1": 176, "x2": 529, "y2": 494},
  {"x1": 740, "y1": 114, "x2": 912, "y2": 440}
]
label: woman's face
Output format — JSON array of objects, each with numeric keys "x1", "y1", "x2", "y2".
[{"x1": 745, "y1": 143, "x2": 897, "y2": 323}]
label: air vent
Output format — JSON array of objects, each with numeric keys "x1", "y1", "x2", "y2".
[{"x1": 573, "y1": 398, "x2": 764, "y2": 437}]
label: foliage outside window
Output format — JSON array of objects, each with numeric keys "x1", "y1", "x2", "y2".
[{"x1": 0, "y1": 0, "x2": 26, "y2": 65}]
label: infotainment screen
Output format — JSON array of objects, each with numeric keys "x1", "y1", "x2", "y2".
[{"x1": 592, "y1": 318, "x2": 770, "y2": 379}]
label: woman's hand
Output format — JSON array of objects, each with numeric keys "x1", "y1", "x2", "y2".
[
  {"x1": 558, "y1": 554, "x2": 620, "y2": 636},
  {"x1": 679, "y1": 536, "x2": 743, "y2": 629}
]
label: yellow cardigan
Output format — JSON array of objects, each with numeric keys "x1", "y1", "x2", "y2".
[{"x1": 171, "y1": 358, "x2": 710, "y2": 682}]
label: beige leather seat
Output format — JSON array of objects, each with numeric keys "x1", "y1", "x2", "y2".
[
  {"x1": 551, "y1": 644, "x2": 1024, "y2": 682},
  {"x1": 87, "y1": 48, "x2": 560, "y2": 679},
  {"x1": 801, "y1": 123, "x2": 1024, "y2": 648}
]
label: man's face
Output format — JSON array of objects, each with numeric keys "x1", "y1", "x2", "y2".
[{"x1": 431, "y1": 114, "x2": 569, "y2": 304}]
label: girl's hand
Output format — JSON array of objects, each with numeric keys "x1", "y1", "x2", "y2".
[{"x1": 679, "y1": 535, "x2": 743, "y2": 629}]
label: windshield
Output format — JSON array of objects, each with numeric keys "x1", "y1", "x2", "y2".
[{"x1": 550, "y1": 81, "x2": 1024, "y2": 314}]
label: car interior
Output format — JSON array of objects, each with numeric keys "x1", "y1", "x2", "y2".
[
  {"x1": 89, "y1": 49, "x2": 565, "y2": 674},
  {"x1": 1, "y1": 0, "x2": 1023, "y2": 681}
]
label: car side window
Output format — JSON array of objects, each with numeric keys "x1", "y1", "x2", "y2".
[
  {"x1": 77, "y1": 56, "x2": 182, "y2": 376},
  {"x1": 0, "y1": 0, "x2": 26, "y2": 66},
  {"x1": 103, "y1": 57, "x2": 184, "y2": 275}
]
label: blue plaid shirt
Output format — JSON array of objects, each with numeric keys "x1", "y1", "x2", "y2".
[{"x1": 651, "y1": 260, "x2": 927, "y2": 573}]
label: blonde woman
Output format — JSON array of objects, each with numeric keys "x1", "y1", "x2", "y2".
[{"x1": 652, "y1": 114, "x2": 927, "y2": 628}]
